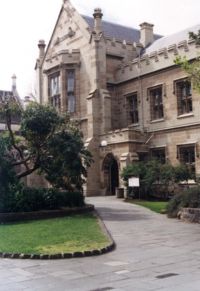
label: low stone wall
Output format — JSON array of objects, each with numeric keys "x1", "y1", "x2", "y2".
[
  {"x1": 179, "y1": 208, "x2": 200, "y2": 223},
  {"x1": 0, "y1": 204, "x2": 94, "y2": 223}
]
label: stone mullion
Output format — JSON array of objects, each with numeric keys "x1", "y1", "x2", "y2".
[{"x1": 60, "y1": 67, "x2": 66, "y2": 113}]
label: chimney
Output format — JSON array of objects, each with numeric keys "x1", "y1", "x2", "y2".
[
  {"x1": 139, "y1": 22, "x2": 154, "y2": 47},
  {"x1": 93, "y1": 8, "x2": 103, "y2": 34},
  {"x1": 11, "y1": 74, "x2": 17, "y2": 93},
  {"x1": 38, "y1": 39, "x2": 46, "y2": 59}
]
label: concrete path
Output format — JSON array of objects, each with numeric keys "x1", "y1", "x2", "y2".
[{"x1": 0, "y1": 196, "x2": 200, "y2": 291}]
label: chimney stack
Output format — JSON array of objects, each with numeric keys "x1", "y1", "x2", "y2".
[
  {"x1": 38, "y1": 39, "x2": 46, "y2": 59},
  {"x1": 139, "y1": 22, "x2": 154, "y2": 47},
  {"x1": 93, "y1": 8, "x2": 103, "y2": 34},
  {"x1": 11, "y1": 74, "x2": 17, "y2": 93}
]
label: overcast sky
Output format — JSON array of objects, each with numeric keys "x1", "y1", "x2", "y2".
[{"x1": 1, "y1": 0, "x2": 200, "y2": 97}]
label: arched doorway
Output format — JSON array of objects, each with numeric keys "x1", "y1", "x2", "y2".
[{"x1": 102, "y1": 153, "x2": 119, "y2": 195}]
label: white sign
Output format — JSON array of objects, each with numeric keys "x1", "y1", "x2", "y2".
[{"x1": 128, "y1": 177, "x2": 140, "y2": 187}]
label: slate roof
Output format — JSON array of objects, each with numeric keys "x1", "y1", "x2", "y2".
[
  {"x1": 83, "y1": 15, "x2": 162, "y2": 43},
  {"x1": 144, "y1": 24, "x2": 200, "y2": 54},
  {"x1": 0, "y1": 90, "x2": 22, "y2": 108},
  {"x1": 0, "y1": 90, "x2": 13, "y2": 99}
]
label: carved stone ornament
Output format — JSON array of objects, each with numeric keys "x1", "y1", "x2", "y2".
[{"x1": 54, "y1": 27, "x2": 75, "y2": 45}]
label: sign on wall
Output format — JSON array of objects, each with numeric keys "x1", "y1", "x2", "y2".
[{"x1": 128, "y1": 177, "x2": 140, "y2": 187}]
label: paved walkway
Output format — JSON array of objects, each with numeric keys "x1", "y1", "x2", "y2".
[{"x1": 0, "y1": 196, "x2": 200, "y2": 291}]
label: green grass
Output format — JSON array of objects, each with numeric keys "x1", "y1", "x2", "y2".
[
  {"x1": 127, "y1": 199, "x2": 168, "y2": 214},
  {"x1": 0, "y1": 214, "x2": 110, "y2": 254}
]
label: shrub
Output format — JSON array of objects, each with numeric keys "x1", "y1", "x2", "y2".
[
  {"x1": 121, "y1": 160, "x2": 193, "y2": 198},
  {"x1": 167, "y1": 186, "x2": 200, "y2": 218},
  {"x1": 0, "y1": 187, "x2": 85, "y2": 213},
  {"x1": 0, "y1": 135, "x2": 22, "y2": 212},
  {"x1": 14, "y1": 187, "x2": 46, "y2": 212}
]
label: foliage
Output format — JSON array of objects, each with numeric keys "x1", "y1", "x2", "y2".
[
  {"x1": 173, "y1": 164, "x2": 192, "y2": 182},
  {"x1": 3, "y1": 187, "x2": 85, "y2": 213},
  {"x1": 1, "y1": 102, "x2": 92, "y2": 192},
  {"x1": 174, "y1": 30, "x2": 200, "y2": 93},
  {"x1": 189, "y1": 31, "x2": 200, "y2": 45},
  {"x1": 39, "y1": 126, "x2": 91, "y2": 191},
  {"x1": 121, "y1": 160, "x2": 192, "y2": 198},
  {"x1": 167, "y1": 186, "x2": 200, "y2": 218},
  {"x1": 0, "y1": 134, "x2": 22, "y2": 212},
  {"x1": 0, "y1": 214, "x2": 110, "y2": 254}
]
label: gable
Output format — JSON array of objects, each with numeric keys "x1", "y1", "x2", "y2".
[{"x1": 43, "y1": 4, "x2": 91, "y2": 64}]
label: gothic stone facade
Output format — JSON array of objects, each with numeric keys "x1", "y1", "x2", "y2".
[{"x1": 35, "y1": 0, "x2": 200, "y2": 196}]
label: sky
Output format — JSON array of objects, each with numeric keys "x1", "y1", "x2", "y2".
[{"x1": 1, "y1": 0, "x2": 200, "y2": 98}]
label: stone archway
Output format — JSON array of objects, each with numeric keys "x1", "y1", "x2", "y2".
[{"x1": 102, "y1": 153, "x2": 119, "y2": 195}]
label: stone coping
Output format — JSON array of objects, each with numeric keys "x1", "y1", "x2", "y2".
[
  {"x1": 178, "y1": 207, "x2": 200, "y2": 223},
  {"x1": 0, "y1": 204, "x2": 94, "y2": 223},
  {"x1": 0, "y1": 209, "x2": 116, "y2": 260}
]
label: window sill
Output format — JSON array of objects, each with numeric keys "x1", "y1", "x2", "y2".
[
  {"x1": 150, "y1": 118, "x2": 165, "y2": 123},
  {"x1": 128, "y1": 123, "x2": 139, "y2": 127},
  {"x1": 177, "y1": 112, "x2": 194, "y2": 119}
]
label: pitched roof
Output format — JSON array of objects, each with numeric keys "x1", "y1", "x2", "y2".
[
  {"x1": 0, "y1": 90, "x2": 22, "y2": 108},
  {"x1": 144, "y1": 24, "x2": 200, "y2": 54},
  {"x1": 0, "y1": 90, "x2": 13, "y2": 99},
  {"x1": 83, "y1": 15, "x2": 161, "y2": 43}
]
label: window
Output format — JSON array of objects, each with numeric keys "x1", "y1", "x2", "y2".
[
  {"x1": 177, "y1": 145, "x2": 195, "y2": 174},
  {"x1": 175, "y1": 79, "x2": 192, "y2": 115},
  {"x1": 66, "y1": 70, "x2": 75, "y2": 113},
  {"x1": 127, "y1": 93, "x2": 139, "y2": 124},
  {"x1": 149, "y1": 86, "x2": 163, "y2": 120},
  {"x1": 150, "y1": 147, "x2": 166, "y2": 164},
  {"x1": 48, "y1": 73, "x2": 60, "y2": 110}
]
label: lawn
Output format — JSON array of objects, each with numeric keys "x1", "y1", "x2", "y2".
[
  {"x1": 0, "y1": 214, "x2": 110, "y2": 254},
  {"x1": 127, "y1": 199, "x2": 168, "y2": 214}
]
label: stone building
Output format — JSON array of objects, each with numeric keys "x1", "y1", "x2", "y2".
[
  {"x1": 35, "y1": 0, "x2": 200, "y2": 196},
  {"x1": 0, "y1": 75, "x2": 22, "y2": 131}
]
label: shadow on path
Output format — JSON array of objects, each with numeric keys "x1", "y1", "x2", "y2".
[{"x1": 96, "y1": 206, "x2": 151, "y2": 221}]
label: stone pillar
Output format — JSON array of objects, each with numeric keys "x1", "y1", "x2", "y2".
[{"x1": 36, "y1": 40, "x2": 46, "y2": 104}]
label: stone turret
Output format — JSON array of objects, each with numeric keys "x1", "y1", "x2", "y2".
[
  {"x1": 93, "y1": 8, "x2": 103, "y2": 34},
  {"x1": 140, "y1": 22, "x2": 154, "y2": 47}
]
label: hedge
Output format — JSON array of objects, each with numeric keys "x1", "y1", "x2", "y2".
[
  {"x1": 167, "y1": 186, "x2": 200, "y2": 218},
  {"x1": 0, "y1": 187, "x2": 85, "y2": 213}
]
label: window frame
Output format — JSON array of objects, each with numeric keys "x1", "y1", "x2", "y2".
[
  {"x1": 174, "y1": 78, "x2": 192, "y2": 116},
  {"x1": 177, "y1": 144, "x2": 196, "y2": 174},
  {"x1": 66, "y1": 69, "x2": 76, "y2": 113},
  {"x1": 126, "y1": 92, "x2": 139, "y2": 125},
  {"x1": 48, "y1": 72, "x2": 61, "y2": 110},
  {"x1": 150, "y1": 147, "x2": 166, "y2": 164},
  {"x1": 148, "y1": 85, "x2": 164, "y2": 121}
]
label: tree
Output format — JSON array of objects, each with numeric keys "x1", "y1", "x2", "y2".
[
  {"x1": 0, "y1": 101, "x2": 92, "y2": 191},
  {"x1": 0, "y1": 134, "x2": 22, "y2": 212},
  {"x1": 174, "y1": 30, "x2": 200, "y2": 93},
  {"x1": 121, "y1": 160, "x2": 192, "y2": 198}
]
